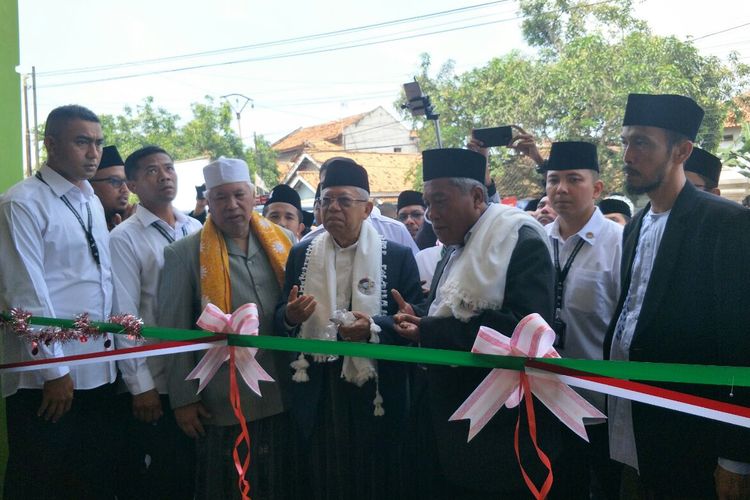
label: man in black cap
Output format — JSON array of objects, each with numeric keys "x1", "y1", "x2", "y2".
[
  {"x1": 303, "y1": 157, "x2": 419, "y2": 254},
  {"x1": 276, "y1": 159, "x2": 422, "y2": 498},
  {"x1": 263, "y1": 183, "x2": 307, "y2": 240},
  {"x1": 396, "y1": 190, "x2": 426, "y2": 240},
  {"x1": 542, "y1": 141, "x2": 623, "y2": 499},
  {"x1": 685, "y1": 146, "x2": 722, "y2": 196},
  {"x1": 90, "y1": 145, "x2": 134, "y2": 230},
  {"x1": 391, "y1": 148, "x2": 565, "y2": 498},
  {"x1": 606, "y1": 93, "x2": 750, "y2": 498},
  {"x1": 188, "y1": 183, "x2": 208, "y2": 224},
  {"x1": 598, "y1": 195, "x2": 633, "y2": 226}
]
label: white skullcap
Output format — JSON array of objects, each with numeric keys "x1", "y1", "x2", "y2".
[{"x1": 203, "y1": 157, "x2": 251, "y2": 190}]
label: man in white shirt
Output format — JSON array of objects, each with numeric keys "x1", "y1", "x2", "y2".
[
  {"x1": 0, "y1": 105, "x2": 117, "y2": 499},
  {"x1": 302, "y1": 157, "x2": 419, "y2": 254},
  {"x1": 543, "y1": 141, "x2": 623, "y2": 499},
  {"x1": 606, "y1": 93, "x2": 750, "y2": 498},
  {"x1": 110, "y1": 145, "x2": 202, "y2": 499}
]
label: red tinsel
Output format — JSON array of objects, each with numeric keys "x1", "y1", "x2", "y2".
[{"x1": 1, "y1": 308, "x2": 144, "y2": 355}]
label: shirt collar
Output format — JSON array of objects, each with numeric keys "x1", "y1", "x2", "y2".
[
  {"x1": 548, "y1": 206, "x2": 604, "y2": 246},
  {"x1": 39, "y1": 164, "x2": 94, "y2": 199},
  {"x1": 134, "y1": 204, "x2": 188, "y2": 228}
]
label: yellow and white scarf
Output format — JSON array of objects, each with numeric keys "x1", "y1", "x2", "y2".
[{"x1": 200, "y1": 212, "x2": 292, "y2": 311}]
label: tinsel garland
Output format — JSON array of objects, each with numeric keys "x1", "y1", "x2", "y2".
[{"x1": 0, "y1": 308, "x2": 143, "y2": 355}]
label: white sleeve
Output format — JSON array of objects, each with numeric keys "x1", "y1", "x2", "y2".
[
  {"x1": 110, "y1": 231, "x2": 155, "y2": 395},
  {"x1": 0, "y1": 200, "x2": 68, "y2": 381},
  {"x1": 718, "y1": 458, "x2": 750, "y2": 475}
]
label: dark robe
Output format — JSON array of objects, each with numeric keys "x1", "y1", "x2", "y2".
[
  {"x1": 275, "y1": 238, "x2": 424, "y2": 500},
  {"x1": 604, "y1": 181, "x2": 750, "y2": 497}
]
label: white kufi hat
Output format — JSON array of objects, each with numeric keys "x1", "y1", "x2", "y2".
[{"x1": 203, "y1": 157, "x2": 251, "y2": 190}]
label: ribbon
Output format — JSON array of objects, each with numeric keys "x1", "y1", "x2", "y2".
[
  {"x1": 449, "y1": 314, "x2": 605, "y2": 499},
  {"x1": 187, "y1": 303, "x2": 274, "y2": 500},
  {"x1": 187, "y1": 303, "x2": 274, "y2": 395}
]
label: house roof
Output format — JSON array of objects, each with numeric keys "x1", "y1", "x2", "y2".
[
  {"x1": 271, "y1": 112, "x2": 367, "y2": 153},
  {"x1": 725, "y1": 94, "x2": 750, "y2": 128},
  {"x1": 286, "y1": 146, "x2": 420, "y2": 196}
]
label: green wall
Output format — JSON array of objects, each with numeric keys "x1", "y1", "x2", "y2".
[
  {"x1": 0, "y1": 0, "x2": 22, "y2": 495},
  {"x1": 1, "y1": 0, "x2": 22, "y2": 192}
]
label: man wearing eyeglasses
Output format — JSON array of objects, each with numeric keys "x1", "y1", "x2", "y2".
[
  {"x1": 90, "y1": 145, "x2": 134, "y2": 231},
  {"x1": 276, "y1": 157, "x2": 423, "y2": 498},
  {"x1": 396, "y1": 190, "x2": 426, "y2": 240}
]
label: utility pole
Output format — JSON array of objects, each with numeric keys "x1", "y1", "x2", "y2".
[
  {"x1": 22, "y1": 74, "x2": 31, "y2": 177},
  {"x1": 221, "y1": 93, "x2": 253, "y2": 146},
  {"x1": 32, "y1": 66, "x2": 39, "y2": 169}
]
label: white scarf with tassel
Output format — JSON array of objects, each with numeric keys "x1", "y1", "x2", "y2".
[
  {"x1": 291, "y1": 220, "x2": 386, "y2": 415},
  {"x1": 431, "y1": 203, "x2": 549, "y2": 321}
]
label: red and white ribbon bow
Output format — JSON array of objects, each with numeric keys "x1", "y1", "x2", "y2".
[
  {"x1": 450, "y1": 313, "x2": 605, "y2": 441},
  {"x1": 187, "y1": 303, "x2": 274, "y2": 395}
]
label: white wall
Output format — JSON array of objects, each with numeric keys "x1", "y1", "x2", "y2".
[
  {"x1": 343, "y1": 107, "x2": 418, "y2": 153},
  {"x1": 173, "y1": 157, "x2": 211, "y2": 213}
]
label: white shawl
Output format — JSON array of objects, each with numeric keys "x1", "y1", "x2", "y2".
[{"x1": 432, "y1": 203, "x2": 549, "y2": 321}]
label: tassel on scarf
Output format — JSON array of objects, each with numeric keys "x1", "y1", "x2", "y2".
[{"x1": 291, "y1": 353, "x2": 310, "y2": 382}]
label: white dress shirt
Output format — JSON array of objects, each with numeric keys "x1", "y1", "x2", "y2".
[
  {"x1": 0, "y1": 165, "x2": 116, "y2": 396},
  {"x1": 110, "y1": 204, "x2": 202, "y2": 395},
  {"x1": 546, "y1": 207, "x2": 622, "y2": 412},
  {"x1": 609, "y1": 208, "x2": 670, "y2": 470},
  {"x1": 415, "y1": 245, "x2": 443, "y2": 286},
  {"x1": 303, "y1": 206, "x2": 419, "y2": 255}
]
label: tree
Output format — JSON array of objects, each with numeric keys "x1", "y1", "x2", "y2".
[
  {"x1": 399, "y1": 0, "x2": 750, "y2": 196},
  {"x1": 98, "y1": 96, "x2": 245, "y2": 162},
  {"x1": 246, "y1": 134, "x2": 280, "y2": 190}
]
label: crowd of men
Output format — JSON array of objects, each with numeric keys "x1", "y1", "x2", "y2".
[{"x1": 0, "y1": 93, "x2": 749, "y2": 500}]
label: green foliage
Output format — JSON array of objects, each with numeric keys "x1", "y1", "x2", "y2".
[
  {"x1": 246, "y1": 134, "x2": 280, "y2": 189},
  {"x1": 720, "y1": 123, "x2": 750, "y2": 173},
  {"x1": 399, "y1": 1, "x2": 749, "y2": 196},
  {"x1": 99, "y1": 96, "x2": 244, "y2": 161}
]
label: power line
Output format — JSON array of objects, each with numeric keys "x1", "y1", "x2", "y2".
[
  {"x1": 38, "y1": 17, "x2": 519, "y2": 89},
  {"x1": 690, "y1": 21, "x2": 750, "y2": 42},
  {"x1": 37, "y1": 1, "x2": 513, "y2": 77}
]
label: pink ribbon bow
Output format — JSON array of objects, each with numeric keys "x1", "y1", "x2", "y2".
[
  {"x1": 187, "y1": 303, "x2": 274, "y2": 395},
  {"x1": 450, "y1": 313, "x2": 606, "y2": 499},
  {"x1": 450, "y1": 313, "x2": 605, "y2": 441}
]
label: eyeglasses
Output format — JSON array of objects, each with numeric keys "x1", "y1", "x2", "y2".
[
  {"x1": 397, "y1": 211, "x2": 425, "y2": 222},
  {"x1": 90, "y1": 177, "x2": 127, "y2": 189},
  {"x1": 320, "y1": 196, "x2": 368, "y2": 209}
]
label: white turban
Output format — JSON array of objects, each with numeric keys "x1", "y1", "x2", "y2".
[{"x1": 203, "y1": 157, "x2": 252, "y2": 190}]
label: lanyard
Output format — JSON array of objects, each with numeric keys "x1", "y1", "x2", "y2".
[
  {"x1": 36, "y1": 172, "x2": 101, "y2": 266},
  {"x1": 150, "y1": 221, "x2": 188, "y2": 244},
  {"x1": 553, "y1": 237, "x2": 585, "y2": 313}
]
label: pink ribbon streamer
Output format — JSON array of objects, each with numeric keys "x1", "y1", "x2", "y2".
[
  {"x1": 187, "y1": 303, "x2": 274, "y2": 395},
  {"x1": 450, "y1": 313, "x2": 605, "y2": 441}
]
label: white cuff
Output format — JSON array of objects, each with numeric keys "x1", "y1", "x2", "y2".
[
  {"x1": 368, "y1": 318, "x2": 381, "y2": 344},
  {"x1": 718, "y1": 458, "x2": 750, "y2": 475}
]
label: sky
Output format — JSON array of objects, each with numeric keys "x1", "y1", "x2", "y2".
[{"x1": 17, "y1": 0, "x2": 750, "y2": 147}]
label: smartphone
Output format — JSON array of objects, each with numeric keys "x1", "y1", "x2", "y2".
[{"x1": 473, "y1": 126, "x2": 513, "y2": 147}]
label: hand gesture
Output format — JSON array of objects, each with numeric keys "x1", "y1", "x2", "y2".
[
  {"x1": 284, "y1": 285, "x2": 317, "y2": 326},
  {"x1": 132, "y1": 388, "x2": 163, "y2": 423},
  {"x1": 174, "y1": 402, "x2": 211, "y2": 438},
  {"x1": 509, "y1": 126, "x2": 544, "y2": 166},
  {"x1": 393, "y1": 313, "x2": 421, "y2": 343},
  {"x1": 338, "y1": 311, "x2": 371, "y2": 342},
  {"x1": 38, "y1": 373, "x2": 74, "y2": 422}
]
